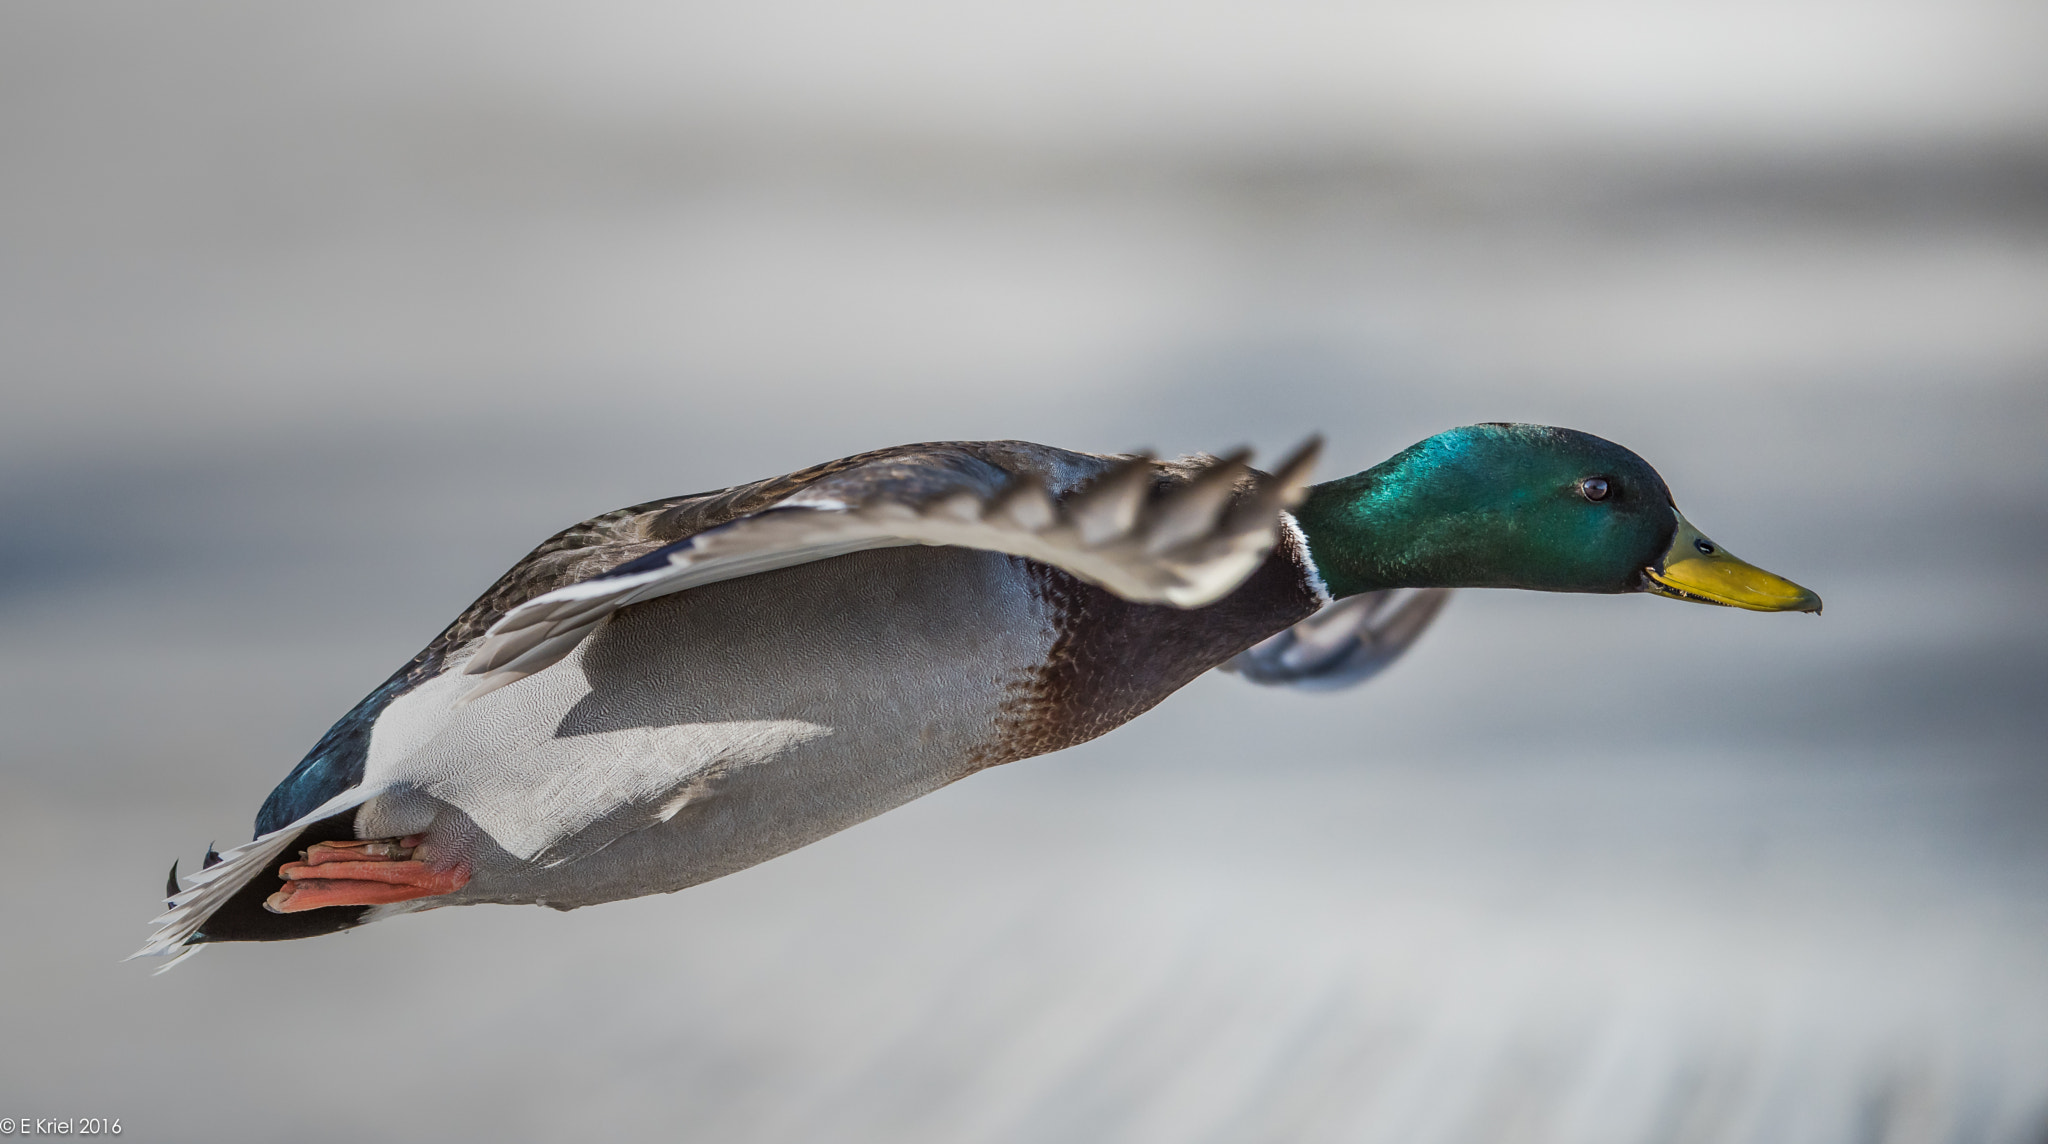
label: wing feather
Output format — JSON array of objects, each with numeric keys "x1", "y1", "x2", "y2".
[
  {"x1": 460, "y1": 438, "x2": 1322, "y2": 699},
  {"x1": 1220, "y1": 587, "x2": 1452, "y2": 691}
]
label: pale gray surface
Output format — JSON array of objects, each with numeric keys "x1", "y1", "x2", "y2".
[{"x1": 2, "y1": 3, "x2": 2046, "y2": 1141}]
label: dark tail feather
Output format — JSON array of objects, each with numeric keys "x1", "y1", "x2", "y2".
[{"x1": 184, "y1": 812, "x2": 370, "y2": 944}]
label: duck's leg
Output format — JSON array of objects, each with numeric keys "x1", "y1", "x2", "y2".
[{"x1": 264, "y1": 835, "x2": 470, "y2": 913}]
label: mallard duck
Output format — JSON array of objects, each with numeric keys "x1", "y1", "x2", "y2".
[{"x1": 135, "y1": 424, "x2": 1818, "y2": 966}]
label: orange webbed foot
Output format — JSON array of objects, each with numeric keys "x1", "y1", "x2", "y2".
[{"x1": 265, "y1": 835, "x2": 471, "y2": 913}]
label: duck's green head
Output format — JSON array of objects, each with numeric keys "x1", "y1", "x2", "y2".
[{"x1": 1292, "y1": 423, "x2": 1820, "y2": 612}]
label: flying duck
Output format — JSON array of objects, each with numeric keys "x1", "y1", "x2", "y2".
[{"x1": 135, "y1": 424, "x2": 1819, "y2": 967}]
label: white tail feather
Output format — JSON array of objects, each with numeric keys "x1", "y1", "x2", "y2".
[{"x1": 131, "y1": 786, "x2": 384, "y2": 966}]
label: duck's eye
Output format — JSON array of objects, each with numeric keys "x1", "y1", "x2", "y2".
[
  {"x1": 1694, "y1": 538, "x2": 1717, "y2": 555},
  {"x1": 1579, "y1": 477, "x2": 1611, "y2": 502}
]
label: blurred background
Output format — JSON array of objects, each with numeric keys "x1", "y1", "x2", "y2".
[{"x1": 3, "y1": 2, "x2": 2045, "y2": 1140}]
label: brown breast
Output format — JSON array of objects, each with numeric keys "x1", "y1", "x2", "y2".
[{"x1": 973, "y1": 546, "x2": 1322, "y2": 768}]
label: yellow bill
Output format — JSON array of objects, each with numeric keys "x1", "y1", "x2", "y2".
[{"x1": 1644, "y1": 510, "x2": 1822, "y2": 613}]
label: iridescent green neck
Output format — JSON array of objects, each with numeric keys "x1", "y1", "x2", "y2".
[{"x1": 1292, "y1": 457, "x2": 1484, "y2": 599}]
